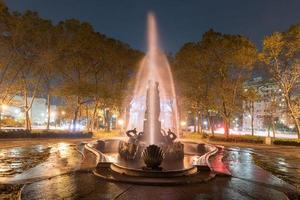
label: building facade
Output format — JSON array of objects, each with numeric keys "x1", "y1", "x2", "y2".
[
  {"x1": 242, "y1": 77, "x2": 292, "y2": 131},
  {"x1": 1, "y1": 95, "x2": 57, "y2": 126}
]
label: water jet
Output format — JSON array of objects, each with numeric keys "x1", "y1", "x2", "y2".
[{"x1": 86, "y1": 12, "x2": 219, "y2": 185}]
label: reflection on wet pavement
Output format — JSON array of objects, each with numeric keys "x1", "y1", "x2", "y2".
[
  {"x1": 223, "y1": 147, "x2": 300, "y2": 191},
  {"x1": 21, "y1": 171, "x2": 295, "y2": 200},
  {"x1": 21, "y1": 172, "x2": 129, "y2": 200},
  {"x1": 253, "y1": 150, "x2": 300, "y2": 191},
  {"x1": 0, "y1": 145, "x2": 51, "y2": 176},
  {"x1": 0, "y1": 142, "x2": 84, "y2": 183},
  {"x1": 1, "y1": 141, "x2": 299, "y2": 199}
]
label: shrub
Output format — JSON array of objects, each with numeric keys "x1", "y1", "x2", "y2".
[
  {"x1": 273, "y1": 138, "x2": 300, "y2": 146},
  {"x1": 0, "y1": 118, "x2": 23, "y2": 127},
  {"x1": 0, "y1": 130, "x2": 93, "y2": 139},
  {"x1": 209, "y1": 135, "x2": 264, "y2": 144}
]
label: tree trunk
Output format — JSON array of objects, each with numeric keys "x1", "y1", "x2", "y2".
[
  {"x1": 251, "y1": 101, "x2": 254, "y2": 136},
  {"x1": 0, "y1": 106, "x2": 2, "y2": 130},
  {"x1": 208, "y1": 115, "x2": 215, "y2": 136},
  {"x1": 91, "y1": 101, "x2": 99, "y2": 132},
  {"x1": 272, "y1": 121, "x2": 276, "y2": 138},
  {"x1": 197, "y1": 113, "x2": 200, "y2": 133},
  {"x1": 285, "y1": 97, "x2": 300, "y2": 139},
  {"x1": 96, "y1": 116, "x2": 99, "y2": 131},
  {"x1": 224, "y1": 117, "x2": 230, "y2": 138},
  {"x1": 46, "y1": 94, "x2": 51, "y2": 131},
  {"x1": 292, "y1": 116, "x2": 300, "y2": 139},
  {"x1": 193, "y1": 116, "x2": 197, "y2": 133},
  {"x1": 290, "y1": 112, "x2": 300, "y2": 139},
  {"x1": 72, "y1": 96, "x2": 80, "y2": 132},
  {"x1": 73, "y1": 108, "x2": 79, "y2": 132},
  {"x1": 24, "y1": 90, "x2": 30, "y2": 131},
  {"x1": 85, "y1": 105, "x2": 89, "y2": 131},
  {"x1": 105, "y1": 109, "x2": 111, "y2": 132}
]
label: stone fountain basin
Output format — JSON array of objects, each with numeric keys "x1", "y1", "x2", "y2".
[{"x1": 86, "y1": 138, "x2": 218, "y2": 179}]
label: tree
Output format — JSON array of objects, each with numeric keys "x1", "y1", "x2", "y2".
[
  {"x1": 175, "y1": 42, "x2": 217, "y2": 135},
  {"x1": 202, "y1": 30, "x2": 257, "y2": 137},
  {"x1": 0, "y1": 3, "x2": 23, "y2": 129},
  {"x1": 260, "y1": 25, "x2": 300, "y2": 139},
  {"x1": 243, "y1": 88, "x2": 260, "y2": 136},
  {"x1": 175, "y1": 30, "x2": 257, "y2": 137},
  {"x1": 263, "y1": 92, "x2": 278, "y2": 138},
  {"x1": 55, "y1": 19, "x2": 142, "y2": 132},
  {"x1": 55, "y1": 20, "x2": 100, "y2": 131},
  {"x1": 0, "y1": 11, "x2": 52, "y2": 130},
  {"x1": 37, "y1": 21, "x2": 58, "y2": 130},
  {"x1": 0, "y1": 3, "x2": 143, "y2": 132}
]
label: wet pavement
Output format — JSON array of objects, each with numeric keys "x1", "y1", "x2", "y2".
[
  {"x1": 0, "y1": 145, "x2": 51, "y2": 177},
  {"x1": 21, "y1": 171, "x2": 295, "y2": 200},
  {"x1": 253, "y1": 149, "x2": 300, "y2": 191},
  {"x1": 0, "y1": 140, "x2": 299, "y2": 199},
  {"x1": 223, "y1": 147, "x2": 300, "y2": 191},
  {"x1": 0, "y1": 142, "x2": 85, "y2": 184}
]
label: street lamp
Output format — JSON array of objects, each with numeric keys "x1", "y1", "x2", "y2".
[
  {"x1": 118, "y1": 119, "x2": 124, "y2": 132},
  {"x1": 180, "y1": 121, "x2": 187, "y2": 127},
  {"x1": 51, "y1": 111, "x2": 56, "y2": 117},
  {"x1": 117, "y1": 119, "x2": 124, "y2": 126},
  {"x1": 1, "y1": 104, "x2": 8, "y2": 110}
]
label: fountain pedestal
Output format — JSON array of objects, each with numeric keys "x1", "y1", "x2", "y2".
[
  {"x1": 118, "y1": 81, "x2": 184, "y2": 169},
  {"x1": 142, "y1": 81, "x2": 165, "y2": 145}
]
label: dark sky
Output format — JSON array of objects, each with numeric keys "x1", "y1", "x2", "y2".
[{"x1": 5, "y1": 0, "x2": 300, "y2": 53}]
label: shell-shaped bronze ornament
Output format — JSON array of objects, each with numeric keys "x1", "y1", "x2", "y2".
[{"x1": 142, "y1": 145, "x2": 164, "y2": 169}]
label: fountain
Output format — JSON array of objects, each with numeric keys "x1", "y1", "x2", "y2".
[
  {"x1": 127, "y1": 12, "x2": 179, "y2": 137},
  {"x1": 118, "y1": 80, "x2": 184, "y2": 168},
  {"x1": 85, "y1": 12, "x2": 219, "y2": 185}
]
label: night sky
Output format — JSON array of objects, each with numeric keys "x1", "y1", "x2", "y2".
[{"x1": 5, "y1": 0, "x2": 300, "y2": 53}]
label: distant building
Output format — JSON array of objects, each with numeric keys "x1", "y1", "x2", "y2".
[
  {"x1": 242, "y1": 77, "x2": 292, "y2": 131},
  {"x1": 1, "y1": 95, "x2": 57, "y2": 125}
]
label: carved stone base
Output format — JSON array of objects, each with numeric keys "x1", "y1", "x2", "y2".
[
  {"x1": 163, "y1": 142, "x2": 184, "y2": 160},
  {"x1": 118, "y1": 141, "x2": 139, "y2": 160}
]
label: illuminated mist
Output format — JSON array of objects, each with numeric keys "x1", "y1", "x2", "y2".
[{"x1": 127, "y1": 12, "x2": 179, "y2": 144}]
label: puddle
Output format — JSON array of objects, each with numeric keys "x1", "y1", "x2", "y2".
[
  {"x1": 0, "y1": 145, "x2": 51, "y2": 177},
  {"x1": 223, "y1": 147, "x2": 300, "y2": 191}
]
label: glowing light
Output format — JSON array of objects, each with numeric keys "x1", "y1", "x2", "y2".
[
  {"x1": 61, "y1": 111, "x2": 66, "y2": 115},
  {"x1": 117, "y1": 119, "x2": 124, "y2": 126},
  {"x1": 127, "y1": 12, "x2": 180, "y2": 142},
  {"x1": 180, "y1": 121, "x2": 186, "y2": 127},
  {"x1": 57, "y1": 143, "x2": 69, "y2": 158},
  {"x1": 51, "y1": 111, "x2": 56, "y2": 117},
  {"x1": 1, "y1": 104, "x2": 8, "y2": 110},
  {"x1": 203, "y1": 121, "x2": 208, "y2": 125}
]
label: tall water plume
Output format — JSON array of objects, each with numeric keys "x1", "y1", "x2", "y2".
[{"x1": 127, "y1": 12, "x2": 179, "y2": 144}]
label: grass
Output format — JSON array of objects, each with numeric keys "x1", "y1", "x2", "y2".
[
  {"x1": 182, "y1": 132, "x2": 206, "y2": 140},
  {"x1": 93, "y1": 130, "x2": 123, "y2": 139},
  {"x1": 183, "y1": 131, "x2": 300, "y2": 146},
  {"x1": 208, "y1": 134, "x2": 264, "y2": 144},
  {"x1": 182, "y1": 132, "x2": 264, "y2": 144},
  {"x1": 0, "y1": 129, "x2": 124, "y2": 139}
]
